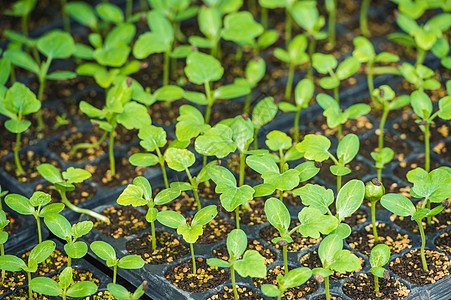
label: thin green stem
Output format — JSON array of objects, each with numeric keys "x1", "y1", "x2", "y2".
[
  {"x1": 371, "y1": 200, "x2": 378, "y2": 243},
  {"x1": 379, "y1": 108, "x2": 389, "y2": 151},
  {"x1": 151, "y1": 220, "x2": 156, "y2": 251},
  {"x1": 327, "y1": 1, "x2": 336, "y2": 49},
  {"x1": 10, "y1": 64, "x2": 16, "y2": 83},
  {"x1": 416, "y1": 219, "x2": 428, "y2": 272},
  {"x1": 113, "y1": 265, "x2": 117, "y2": 284},
  {"x1": 253, "y1": 127, "x2": 259, "y2": 150},
  {"x1": 333, "y1": 86, "x2": 339, "y2": 104},
  {"x1": 1, "y1": 244, "x2": 4, "y2": 284},
  {"x1": 337, "y1": 124, "x2": 342, "y2": 141},
  {"x1": 325, "y1": 276, "x2": 330, "y2": 300},
  {"x1": 156, "y1": 148, "x2": 169, "y2": 188},
  {"x1": 279, "y1": 190, "x2": 284, "y2": 202},
  {"x1": 204, "y1": 82, "x2": 213, "y2": 124},
  {"x1": 27, "y1": 271, "x2": 32, "y2": 300},
  {"x1": 308, "y1": 38, "x2": 316, "y2": 80},
  {"x1": 163, "y1": 51, "x2": 170, "y2": 86},
  {"x1": 425, "y1": 123, "x2": 430, "y2": 172},
  {"x1": 277, "y1": 294, "x2": 282, "y2": 300},
  {"x1": 372, "y1": 66, "x2": 402, "y2": 75},
  {"x1": 239, "y1": 152, "x2": 245, "y2": 186},
  {"x1": 283, "y1": 245, "x2": 288, "y2": 275},
  {"x1": 230, "y1": 264, "x2": 239, "y2": 300},
  {"x1": 126, "y1": 0, "x2": 133, "y2": 20},
  {"x1": 337, "y1": 175, "x2": 342, "y2": 193},
  {"x1": 62, "y1": 0, "x2": 70, "y2": 32},
  {"x1": 360, "y1": 0, "x2": 371, "y2": 37},
  {"x1": 285, "y1": 9, "x2": 292, "y2": 49},
  {"x1": 294, "y1": 107, "x2": 301, "y2": 144},
  {"x1": 22, "y1": 14, "x2": 28, "y2": 37},
  {"x1": 377, "y1": 168, "x2": 382, "y2": 181},
  {"x1": 68, "y1": 256, "x2": 72, "y2": 268},
  {"x1": 185, "y1": 168, "x2": 202, "y2": 209},
  {"x1": 36, "y1": 215, "x2": 42, "y2": 244},
  {"x1": 14, "y1": 132, "x2": 24, "y2": 175},
  {"x1": 71, "y1": 130, "x2": 108, "y2": 155},
  {"x1": 109, "y1": 130, "x2": 115, "y2": 175},
  {"x1": 244, "y1": 92, "x2": 251, "y2": 115},
  {"x1": 416, "y1": 48, "x2": 426, "y2": 67},
  {"x1": 261, "y1": 7, "x2": 268, "y2": 29},
  {"x1": 367, "y1": 60, "x2": 375, "y2": 104},
  {"x1": 190, "y1": 243, "x2": 197, "y2": 274},
  {"x1": 59, "y1": 190, "x2": 110, "y2": 224},
  {"x1": 374, "y1": 275, "x2": 379, "y2": 293},
  {"x1": 285, "y1": 63, "x2": 295, "y2": 100},
  {"x1": 235, "y1": 207, "x2": 240, "y2": 229}
]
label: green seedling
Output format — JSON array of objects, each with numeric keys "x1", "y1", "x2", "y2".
[
  {"x1": 0, "y1": 82, "x2": 40, "y2": 175},
  {"x1": 0, "y1": 240, "x2": 55, "y2": 300},
  {"x1": 43, "y1": 214, "x2": 93, "y2": 267},
  {"x1": 365, "y1": 179, "x2": 385, "y2": 242},
  {"x1": 235, "y1": 57, "x2": 266, "y2": 115},
  {"x1": 261, "y1": 267, "x2": 313, "y2": 300},
  {"x1": 290, "y1": 0, "x2": 327, "y2": 79},
  {"x1": 134, "y1": 85, "x2": 186, "y2": 111},
  {"x1": 360, "y1": 0, "x2": 371, "y2": 37},
  {"x1": 157, "y1": 205, "x2": 218, "y2": 274},
  {"x1": 371, "y1": 147, "x2": 394, "y2": 182},
  {"x1": 369, "y1": 244, "x2": 391, "y2": 294},
  {"x1": 381, "y1": 167, "x2": 451, "y2": 271},
  {"x1": 107, "y1": 281, "x2": 148, "y2": 300},
  {"x1": 278, "y1": 79, "x2": 314, "y2": 143},
  {"x1": 129, "y1": 125, "x2": 189, "y2": 188},
  {"x1": 274, "y1": 34, "x2": 309, "y2": 100},
  {"x1": 30, "y1": 266, "x2": 97, "y2": 299},
  {"x1": 4, "y1": 30, "x2": 76, "y2": 129},
  {"x1": 207, "y1": 165, "x2": 254, "y2": 229},
  {"x1": 297, "y1": 133, "x2": 360, "y2": 191},
  {"x1": 0, "y1": 210, "x2": 10, "y2": 284},
  {"x1": 313, "y1": 234, "x2": 361, "y2": 300},
  {"x1": 4, "y1": 0, "x2": 36, "y2": 37},
  {"x1": 264, "y1": 197, "x2": 338, "y2": 274},
  {"x1": 251, "y1": 96, "x2": 278, "y2": 149},
  {"x1": 5, "y1": 192, "x2": 63, "y2": 243},
  {"x1": 184, "y1": 52, "x2": 249, "y2": 124},
  {"x1": 325, "y1": 0, "x2": 337, "y2": 48},
  {"x1": 36, "y1": 163, "x2": 110, "y2": 224},
  {"x1": 90, "y1": 241, "x2": 145, "y2": 284},
  {"x1": 76, "y1": 80, "x2": 150, "y2": 175},
  {"x1": 175, "y1": 105, "x2": 211, "y2": 143},
  {"x1": 207, "y1": 229, "x2": 267, "y2": 300},
  {"x1": 400, "y1": 63, "x2": 441, "y2": 92},
  {"x1": 117, "y1": 176, "x2": 181, "y2": 250},
  {"x1": 352, "y1": 37, "x2": 400, "y2": 105},
  {"x1": 0, "y1": 185, "x2": 7, "y2": 210}
]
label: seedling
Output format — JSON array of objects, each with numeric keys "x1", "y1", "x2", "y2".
[
  {"x1": 76, "y1": 80, "x2": 151, "y2": 175},
  {"x1": 4, "y1": 0, "x2": 36, "y2": 37},
  {"x1": 250, "y1": 96, "x2": 278, "y2": 149},
  {"x1": 43, "y1": 213, "x2": 93, "y2": 267},
  {"x1": 184, "y1": 51, "x2": 249, "y2": 124},
  {"x1": 30, "y1": 266, "x2": 98, "y2": 299},
  {"x1": 5, "y1": 192, "x2": 63, "y2": 243},
  {"x1": 175, "y1": 105, "x2": 211, "y2": 143},
  {"x1": 157, "y1": 205, "x2": 218, "y2": 274},
  {"x1": 365, "y1": 179, "x2": 385, "y2": 243},
  {"x1": 274, "y1": 34, "x2": 309, "y2": 100},
  {"x1": 261, "y1": 267, "x2": 313, "y2": 300},
  {"x1": 90, "y1": 241, "x2": 145, "y2": 284},
  {"x1": 313, "y1": 234, "x2": 361, "y2": 300},
  {"x1": 207, "y1": 165, "x2": 254, "y2": 229},
  {"x1": 107, "y1": 281, "x2": 147, "y2": 300},
  {"x1": 297, "y1": 133, "x2": 360, "y2": 191},
  {"x1": 371, "y1": 147, "x2": 394, "y2": 181},
  {"x1": 278, "y1": 79, "x2": 314, "y2": 143},
  {"x1": 0, "y1": 185, "x2": 7, "y2": 210},
  {"x1": 117, "y1": 176, "x2": 181, "y2": 250},
  {"x1": 235, "y1": 57, "x2": 266, "y2": 114},
  {"x1": 207, "y1": 229, "x2": 267, "y2": 300},
  {"x1": 0, "y1": 240, "x2": 56, "y2": 300},
  {"x1": 360, "y1": 0, "x2": 371, "y2": 37},
  {"x1": 400, "y1": 63, "x2": 440, "y2": 92},
  {"x1": 369, "y1": 244, "x2": 391, "y2": 294},
  {"x1": 36, "y1": 163, "x2": 110, "y2": 224},
  {"x1": 381, "y1": 167, "x2": 451, "y2": 271},
  {"x1": 4, "y1": 30, "x2": 76, "y2": 129},
  {"x1": 264, "y1": 197, "x2": 338, "y2": 274},
  {"x1": 0, "y1": 82, "x2": 40, "y2": 175},
  {"x1": 0, "y1": 210, "x2": 10, "y2": 284}
]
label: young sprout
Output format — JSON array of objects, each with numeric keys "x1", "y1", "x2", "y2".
[
  {"x1": 157, "y1": 205, "x2": 218, "y2": 274},
  {"x1": 30, "y1": 266, "x2": 98, "y2": 300},
  {"x1": 360, "y1": 0, "x2": 371, "y2": 37},
  {"x1": 207, "y1": 229, "x2": 267, "y2": 300},
  {"x1": 117, "y1": 176, "x2": 181, "y2": 250},
  {"x1": 365, "y1": 178, "x2": 385, "y2": 243},
  {"x1": 0, "y1": 240, "x2": 56, "y2": 300},
  {"x1": 274, "y1": 34, "x2": 309, "y2": 100},
  {"x1": 297, "y1": 133, "x2": 360, "y2": 191},
  {"x1": 0, "y1": 82, "x2": 40, "y2": 175},
  {"x1": 313, "y1": 234, "x2": 361, "y2": 300},
  {"x1": 325, "y1": 0, "x2": 337, "y2": 49},
  {"x1": 107, "y1": 281, "x2": 148, "y2": 300},
  {"x1": 250, "y1": 96, "x2": 278, "y2": 150},
  {"x1": 188, "y1": 4, "x2": 222, "y2": 58},
  {"x1": 4, "y1": 0, "x2": 36, "y2": 37},
  {"x1": 5, "y1": 192, "x2": 63, "y2": 243},
  {"x1": 381, "y1": 167, "x2": 451, "y2": 271},
  {"x1": 43, "y1": 214, "x2": 93, "y2": 267},
  {"x1": 175, "y1": 105, "x2": 211, "y2": 143},
  {"x1": 369, "y1": 244, "x2": 391, "y2": 294},
  {"x1": 90, "y1": 241, "x2": 145, "y2": 284},
  {"x1": 0, "y1": 210, "x2": 9, "y2": 284},
  {"x1": 264, "y1": 197, "x2": 338, "y2": 275},
  {"x1": 4, "y1": 31, "x2": 75, "y2": 129},
  {"x1": 261, "y1": 267, "x2": 313, "y2": 300},
  {"x1": 400, "y1": 63, "x2": 441, "y2": 92},
  {"x1": 278, "y1": 79, "x2": 314, "y2": 143},
  {"x1": 36, "y1": 163, "x2": 110, "y2": 224},
  {"x1": 207, "y1": 165, "x2": 254, "y2": 229}
]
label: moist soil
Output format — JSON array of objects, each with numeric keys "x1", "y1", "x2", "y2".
[
  {"x1": 26, "y1": 107, "x2": 76, "y2": 139},
  {"x1": 126, "y1": 231, "x2": 189, "y2": 265},
  {"x1": 329, "y1": 205, "x2": 368, "y2": 229},
  {"x1": 253, "y1": 265, "x2": 318, "y2": 300},
  {"x1": 60, "y1": 88, "x2": 105, "y2": 121},
  {"x1": 197, "y1": 181, "x2": 219, "y2": 201},
  {"x1": 223, "y1": 197, "x2": 267, "y2": 226},
  {"x1": 91, "y1": 206, "x2": 147, "y2": 239},
  {"x1": 207, "y1": 285, "x2": 264, "y2": 300},
  {"x1": 309, "y1": 115, "x2": 374, "y2": 137},
  {"x1": 299, "y1": 250, "x2": 364, "y2": 280},
  {"x1": 359, "y1": 131, "x2": 413, "y2": 162},
  {"x1": 259, "y1": 219, "x2": 322, "y2": 252},
  {"x1": 212, "y1": 239, "x2": 277, "y2": 266},
  {"x1": 148, "y1": 99, "x2": 190, "y2": 126},
  {"x1": 393, "y1": 155, "x2": 442, "y2": 183},
  {"x1": 1, "y1": 150, "x2": 61, "y2": 183},
  {"x1": 391, "y1": 207, "x2": 451, "y2": 235},
  {"x1": 0, "y1": 126, "x2": 31, "y2": 157},
  {"x1": 393, "y1": 114, "x2": 449, "y2": 145},
  {"x1": 311, "y1": 295, "x2": 343, "y2": 300},
  {"x1": 342, "y1": 273, "x2": 410, "y2": 300},
  {"x1": 316, "y1": 159, "x2": 372, "y2": 186},
  {"x1": 34, "y1": 182, "x2": 96, "y2": 208},
  {"x1": 188, "y1": 215, "x2": 234, "y2": 244},
  {"x1": 227, "y1": 153, "x2": 263, "y2": 182},
  {"x1": 4, "y1": 210, "x2": 21, "y2": 234},
  {"x1": 85, "y1": 157, "x2": 144, "y2": 188},
  {"x1": 433, "y1": 139, "x2": 451, "y2": 162},
  {"x1": 389, "y1": 249, "x2": 451, "y2": 285},
  {"x1": 165, "y1": 257, "x2": 229, "y2": 293},
  {"x1": 346, "y1": 223, "x2": 412, "y2": 256},
  {"x1": 435, "y1": 231, "x2": 451, "y2": 256},
  {"x1": 0, "y1": 270, "x2": 26, "y2": 295}
]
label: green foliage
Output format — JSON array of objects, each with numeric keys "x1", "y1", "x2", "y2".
[
  {"x1": 369, "y1": 244, "x2": 390, "y2": 278},
  {"x1": 261, "y1": 267, "x2": 313, "y2": 298},
  {"x1": 90, "y1": 241, "x2": 144, "y2": 270},
  {"x1": 0, "y1": 240, "x2": 55, "y2": 273}
]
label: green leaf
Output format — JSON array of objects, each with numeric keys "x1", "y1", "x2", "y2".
[
  {"x1": 207, "y1": 258, "x2": 231, "y2": 268},
  {"x1": 293, "y1": 184, "x2": 334, "y2": 214},
  {"x1": 345, "y1": 104, "x2": 371, "y2": 119},
  {"x1": 330, "y1": 223, "x2": 352, "y2": 239},
  {"x1": 330, "y1": 165, "x2": 351, "y2": 176},
  {"x1": 291, "y1": 1, "x2": 318, "y2": 32},
  {"x1": 282, "y1": 267, "x2": 313, "y2": 290},
  {"x1": 38, "y1": 31, "x2": 75, "y2": 59},
  {"x1": 246, "y1": 57, "x2": 266, "y2": 84},
  {"x1": 118, "y1": 255, "x2": 145, "y2": 269},
  {"x1": 90, "y1": 241, "x2": 116, "y2": 261},
  {"x1": 79, "y1": 101, "x2": 105, "y2": 118},
  {"x1": 66, "y1": 2, "x2": 98, "y2": 29},
  {"x1": 266, "y1": 130, "x2": 292, "y2": 151},
  {"x1": 107, "y1": 283, "x2": 130, "y2": 299},
  {"x1": 295, "y1": 79, "x2": 314, "y2": 108},
  {"x1": 230, "y1": 115, "x2": 254, "y2": 153},
  {"x1": 288, "y1": 34, "x2": 309, "y2": 64},
  {"x1": 59, "y1": 266, "x2": 73, "y2": 290},
  {"x1": 235, "y1": 250, "x2": 267, "y2": 278},
  {"x1": 71, "y1": 221, "x2": 93, "y2": 238},
  {"x1": 36, "y1": 164, "x2": 62, "y2": 184},
  {"x1": 274, "y1": 48, "x2": 290, "y2": 63},
  {"x1": 30, "y1": 240, "x2": 56, "y2": 264},
  {"x1": 67, "y1": 281, "x2": 98, "y2": 298},
  {"x1": 147, "y1": 10, "x2": 174, "y2": 47},
  {"x1": 410, "y1": 168, "x2": 451, "y2": 203},
  {"x1": 380, "y1": 194, "x2": 416, "y2": 216},
  {"x1": 117, "y1": 184, "x2": 147, "y2": 207},
  {"x1": 262, "y1": 169, "x2": 300, "y2": 191},
  {"x1": 3, "y1": 50, "x2": 39, "y2": 74},
  {"x1": 157, "y1": 211, "x2": 186, "y2": 229},
  {"x1": 30, "y1": 277, "x2": 61, "y2": 296},
  {"x1": 296, "y1": 134, "x2": 331, "y2": 161},
  {"x1": 330, "y1": 250, "x2": 361, "y2": 273},
  {"x1": 177, "y1": 223, "x2": 203, "y2": 243},
  {"x1": 0, "y1": 255, "x2": 26, "y2": 271},
  {"x1": 246, "y1": 154, "x2": 279, "y2": 174},
  {"x1": 336, "y1": 180, "x2": 365, "y2": 220},
  {"x1": 129, "y1": 153, "x2": 159, "y2": 167},
  {"x1": 133, "y1": 32, "x2": 168, "y2": 58},
  {"x1": 176, "y1": 105, "x2": 210, "y2": 141},
  {"x1": 253, "y1": 183, "x2": 276, "y2": 197},
  {"x1": 298, "y1": 207, "x2": 338, "y2": 238},
  {"x1": 318, "y1": 234, "x2": 342, "y2": 268},
  {"x1": 192, "y1": 205, "x2": 217, "y2": 227},
  {"x1": 44, "y1": 214, "x2": 71, "y2": 240},
  {"x1": 96, "y1": 3, "x2": 123, "y2": 23},
  {"x1": 207, "y1": 165, "x2": 237, "y2": 190},
  {"x1": 213, "y1": 84, "x2": 250, "y2": 100},
  {"x1": 222, "y1": 11, "x2": 263, "y2": 44},
  {"x1": 265, "y1": 198, "x2": 290, "y2": 235},
  {"x1": 352, "y1": 36, "x2": 375, "y2": 62},
  {"x1": 154, "y1": 188, "x2": 180, "y2": 206},
  {"x1": 411, "y1": 91, "x2": 432, "y2": 120},
  {"x1": 195, "y1": 124, "x2": 237, "y2": 158},
  {"x1": 4, "y1": 82, "x2": 40, "y2": 115},
  {"x1": 337, "y1": 134, "x2": 359, "y2": 164},
  {"x1": 370, "y1": 266, "x2": 387, "y2": 278},
  {"x1": 219, "y1": 185, "x2": 254, "y2": 212},
  {"x1": 154, "y1": 86, "x2": 184, "y2": 101},
  {"x1": 4, "y1": 119, "x2": 30, "y2": 133},
  {"x1": 5, "y1": 194, "x2": 34, "y2": 215},
  {"x1": 257, "y1": 30, "x2": 278, "y2": 49},
  {"x1": 165, "y1": 148, "x2": 195, "y2": 171},
  {"x1": 312, "y1": 53, "x2": 337, "y2": 74},
  {"x1": 388, "y1": 95, "x2": 410, "y2": 110},
  {"x1": 227, "y1": 229, "x2": 247, "y2": 260},
  {"x1": 198, "y1": 6, "x2": 221, "y2": 40},
  {"x1": 138, "y1": 125, "x2": 166, "y2": 152},
  {"x1": 117, "y1": 102, "x2": 151, "y2": 129},
  {"x1": 62, "y1": 167, "x2": 91, "y2": 184},
  {"x1": 370, "y1": 244, "x2": 390, "y2": 268},
  {"x1": 336, "y1": 57, "x2": 360, "y2": 80},
  {"x1": 261, "y1": 284, "x2": 281, "y2": 297},
  {"x1": 65, "y1": 241, "x2": 88, "y2": 259},
  {"x1": 185, "y1": 52, "x2": 223, "y2": 85},
  {"x1": 438, "y1": 96, "x2": 451, "y2": 120}
]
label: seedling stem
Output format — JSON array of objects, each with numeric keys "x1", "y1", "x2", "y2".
[
  {"x1": 230, "y1": 264, "x2": 239, "y2": 300},
  {"x1": 59, "y1": 191, "x2": 110, "y2": 224},
  {"x1": 190, "y1": 243, "x2": 197, "y2": 274},
  {"x1": 416, "y1": 219, "x2": 428, "y2": 272},
  {"x1": 15, "y1": 129, "x2": 24, "y2": 175},
  {"x1": 109, "y1": 130, "x2": 115, "y2": 175},
  {"x1": 283, "y1": 245, "x2": 288, "y2": 274},
  {"x1": 360, "y1": 0, "x2": 371, "y2": 37},
  {"x1": 325, "y1": 276, "x2": 330, "y2": 300},
  {"x1": 185, "y1": 168, "x2": 202, "y2": 209}
]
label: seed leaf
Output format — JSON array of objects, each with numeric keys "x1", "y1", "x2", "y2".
[
  {"x1": 5, "y1": 194, "x2": 34, "y2": 215},
  {"x1": 380, "y1": 194, "x2": 416, "y2": 216},
  {"x1": 44, "y1": 214, "x2": 71, "y2": 240},
  {"x1": 329, "y1": 250, "x2": 361, "y2": 273},
  {"x1": 296, "y1": 134, "x2": 331, "y2": 161},
  {"x1": 157, "y1": 211, "x2": 186, "y2": 229},
  {"x1": 252, "y1": 97, "x2": 278, "y2": 128},
  {"x1": 30, "y1": 240, "x2": 56, "y2": 264},
  {"x1": 265, "y1": 198, "x2": 290, "y2": 234},
  {"x1": 165, "y1": 148, "x2": 195, "y2": 171},
  {"x1": 318, "y1": 234, "x2": 342, "y2": 268},
  {"x1": 30, "y1": 277, "x2": 62, "y2": 296},
  {"x1": 207, "y1": 258, "x2": 231, "y2": 268},
  {"x1": 370, "y1": 244, "x2": 390, "y2": 268},
  {"x1": 67, "y1": 281, "x2": 98, "y2": 298},
  {"x1": 293, "y1": 184, "x2": 334, "y2": 214},
  {"x1": 336, "y1": 180, "x2": 365, "y2": 220},
  {"x1": 235, "y1": 250, "x2": 267, "y2": 278},
  {"x1": 90, "y1": 241, "x2": 116, "y2": 261},
  {"x1": 118, "y1": 255, "x2": 144, "y2": 269},
  {"x1": 246, "y1": 154, "x2": 279, "y2": 174},
  {"x1": 227, "y1": 229, "x2": 247, "y2": 260},
  {"x1": 337, "y1": 134, "x2": 359, "y2": 164},
  {"x1": 64, "y1": 241, "x2": 88, "y2": 259},
  {"x1": 281, "y1": 267, "x2": 313, "y2": 290},
  {"x1": 195, "y1": 124, "x2": 236, "y2": 158},
  {"x1": 192, "y1": 205, "x2": 217, "y2": 227},
  {"x1": 297, "y1": 207, "x2": 338, "y2": 238},
  {"x1": 185, "y1": 52, "x2": 223, "y2": 85}
]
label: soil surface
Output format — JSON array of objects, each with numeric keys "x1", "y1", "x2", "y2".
[
  {"x1": 34, "y1": 182, "x2": 96, "y2": 208},
  {"x1": 86, "y1": 156, "x2": 144, "y2": 188},
  {"x1": 91, "y1": 206, "x2": 147, "y2": 238},
  {"x1": 207, "y1": 285, "x2": 264, "y2": 300},
  {"x1": 342, "y1": 273, "x2": 410, "y2": 300},
  {"x1": 435, "y1": 231, "x2": 451, "y2": 256},
  {"x1": 391, "y1": 207, "x2": 451, "y2": 235},
  {"x1": 4, "y1": 211, "x2": 21, "y2": 234},
  {"x1": 359, "y1": 131, "x2": 413, "y2": 162},
  {"x1": 224, "y1": 197, "x2": 267, "y2": 226},
  {"x1": 394, "y1": 155, "x2": 442, "y2": 183},
  {"x1": 212, "y1": 239, "x2": 277, "y2": 266}
]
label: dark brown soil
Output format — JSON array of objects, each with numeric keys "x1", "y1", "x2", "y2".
[
  {"x1": 207, "y1": 285, "x2": 264, "y2": 300},
  {"x1": 347, "y1": 14, "x2": 397, "y2": 39},
  {"x1": 188, "y1": 215, "x2": 234, "y2": 244},
  {"x1": 342, "y1": 273, "x2": 410, "y2": 300},
  {"x1": 21, "y1": 249, "x2": 68, "y2": 275},
  {"x1": 61, "y1": 88, "x2": 105, "y2": 121},
  {"x1": 0, "y1": 125, "x2": 31, "y2": 157},
  {"x1": 26, "y1": 107, "x2": 75, "y2": 139},
  {"x1": 311, "y1": 295, "x2": 343, "y2": 300},
  {"x1": 148, "y1": 99, "x2": 191, "y2": 126},
  {"x1": 197, "y1": 181, "x2": 219, "y2": 200},
  {"x1": 224, "y1": 197, "x2": 267, "y2": 226},
  {"x1": 393, "y1": 155, "x2": 442, "y2": 183},
  {"x1": 209, "y1": 101, "x2": 247, "y2": 126},
  {"x1": 86, "y1": 157, "x2": 144, "y2": 188},
  {"x1": 253, "y1": 265, "x2": 318, "y2": 299},
  {"x1": 90, "y1": 290, "x2": 113, "y2": 300},
  {"x1": 213, "y1": 239, "x2": 277, "y2": 265},
  {"x1": 91, "y1": 206, "x2": 147, "y2": 239},
  {"x1": 435, "y1": 231, "x2": 451, "y2": 256},
  {"x1": 329, "y1": 205, "x2": 368, "y2": 229},
  {"x1": 1, "y1": 150, "x2": 61, "y2": 183},
  {"x1": 393, "y1": 114, "x2": 449, "y2": 145},
  {"x1": 227, "y1": 153, "x2": 262, "y2": 181},
  {"x1": 259, "y1": 219, "x2": 322, "y2": 252},
  {"x1": 433, "y1": 139, "x2": 451, "y2": 162},
  {"x1": 34, "y1": 182, "x2": 96, "y2": 208},
  {"x1": 346, "y1": 223, "x2": 412, "y2": 256},
  {"x1": 391, "y1": 207, "x2": 451, "y2": 235},
  {"x1": 389, "y1": 249, "x2": 450, "y2": 285},
  {"x1": 4, "y1": 211, "x2": 21, "y2": 234},
  {"x1": 359, "y1": 131, "x2": 413, "y2": 162},
  {"x1": 0, "y1": 270, "x2": 26, "y2": 295},
  {"x1": 316, "y1": 159, "x2": 372, "y2": 186},
  {"x1": 309, "y1": 115, "x2": 374, "y2": 137},
  {"x1": 299, "y1": 250, "x2": 364, "y2": 280},
  {"x1": 165, "y1": 257, "x2": 229, "y2": 293},
  {"x1": 126, "y1": 231, "x2": 189, "y2": 265}
]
